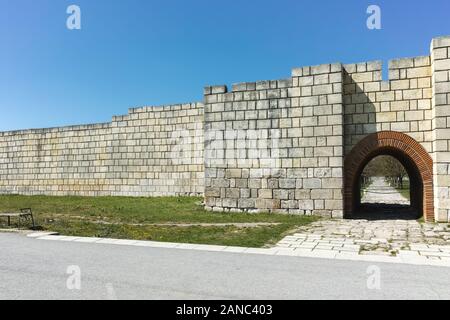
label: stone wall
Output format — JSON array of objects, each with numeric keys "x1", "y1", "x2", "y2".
[
  {"x1": 203, "y1": 63, "x2": 344, "y2": 218},
  {"x1": 431, "y1": 36, "x2": 450, "y2": 222},
  {"x1": 202, "y1": 35, "x2": 449, "y2": 222},
  {"x1": 0, "y1": 103, "x2": 204, "y2": 196},
  {"x1": 343, "y1": 58, "x2": 433, "y2": 155},
  {"x1": 1, "y1": 35, "x2": 449, "y2": 222}
]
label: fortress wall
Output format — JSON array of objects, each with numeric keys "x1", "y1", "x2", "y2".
[
  {"x1": 203, "y1": 63, "x2": 344, "y2": 217},
  {"x1": 343, "y1": 57, "x2": 433, "y2": 155},
  {"x1": 0, "y1": 103, "x2": 204, "y2": 196},
  {"x1": 1, "y1": 34, "x2": 449, "y2": 222},
  {"x1": 431, "y1": 36, "x2": 450, "y2": 222}
]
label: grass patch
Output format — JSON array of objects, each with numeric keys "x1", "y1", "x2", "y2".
[
  {"x1": 395, "y1": 181, "x2": 411, "y2": 201},
  {"x1": 0, "y1": 195, "x2": 318, "y2": 247}
]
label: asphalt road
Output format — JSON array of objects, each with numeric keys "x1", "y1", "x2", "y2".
[{"x1": 1, "y1": 233, "x2": 450, "y2": 300}]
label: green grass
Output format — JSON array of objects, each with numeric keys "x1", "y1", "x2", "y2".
[
  {"x1": 395, "y1": 181, "x2": 411, "y2": 201},
  {"x1": 360, "y1": 187, "x2": 368, "y2": 199},
  {"x1": 0, "y1": 195, "x2": 318, "y2": 247}
]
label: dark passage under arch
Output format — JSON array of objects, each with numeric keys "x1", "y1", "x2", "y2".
[{"x1": 344, "y1": 131, "x2": 434, "y2": 222}]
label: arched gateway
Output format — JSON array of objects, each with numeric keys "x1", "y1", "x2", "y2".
[{"x1": 344, "y1": 131, "x2": 434, "y2": 222}]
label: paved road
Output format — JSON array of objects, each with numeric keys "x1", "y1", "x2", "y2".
[
  {"x1": 1, "y1": 233, "x2": 450, "y2": 299},
  {"x1": 361, "y1": 177, "x2": 409, "y2": 205}
]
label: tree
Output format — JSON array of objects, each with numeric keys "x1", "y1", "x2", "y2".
[{"x1": 362, "y1": 155, "x2": 408, "y2": 188}]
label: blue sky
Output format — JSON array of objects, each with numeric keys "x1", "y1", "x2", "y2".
[{"x1": 0, "y1": 0, "x2": 449, "y2": 131}]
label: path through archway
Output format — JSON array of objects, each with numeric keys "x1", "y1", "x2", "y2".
[{"x1": 344, "y1": 131, "x2": 434, "y2": 222}]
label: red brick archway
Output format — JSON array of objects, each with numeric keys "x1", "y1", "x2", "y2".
[{"x1": 344, "y1": 131, "x2": 434, "y2": 222}]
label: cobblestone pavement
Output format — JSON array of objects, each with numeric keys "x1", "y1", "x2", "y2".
[{"x1": 276, "y1": 219, "x2": 450, "y2": 262}]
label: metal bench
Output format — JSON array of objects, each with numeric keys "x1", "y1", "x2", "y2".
[{"x1": 0, "y1": 208, "x2": 36, "y2": 228}]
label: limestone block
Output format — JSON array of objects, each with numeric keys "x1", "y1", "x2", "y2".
[
  {"x1": 313, "y1": 84, "x2": 333, "y2": 96},
  {"x1": 298, "y1": 76, "x2": 314, "y2": 87},
  {"x1": 256, "y1": 199, "x2": 280, "y2": 209},
  {"x1": 258, "y1": 189, "x2": 273, "y2": 199},
  {"x1": 292, "y1": 68, "x2": 303, "y2": 77},
  {"x1": 238, "y1": 198, "x2": 255, "y2": 208},
  {"x1": 279, "y1": 179, "x2": 296, "y2": 189},
  {"x1": 274, "y1": 189, "x2": 289, "y2": 200},
  {"x1": 407, "y1": 67, "x2": 431, "y2": 78},
  {"x1": 350, "y1": 72, "x2": 373, "y2": 83},
  {"x1": 376, "y1": 91, "x2": 395, "y2": 102},
  {"x1": 321, "y1": 178, "x2": 342, "y2": 189},
  {"x1": 300, "y1": 96, "x2": 319, "y2": 107},
  {"x1": 405, "y1": 111, "x2": 424, "y2": 121},
  {"x1": 433, "y1": 59, "x2": 450, "y2": 71},
  {"x1": 377, "y1": 112, "x2": 397, "y2": 122},
  {"x1": 225, "y1": 188, "x2": 240, "y2": 199},
  {"x1": 435, "y1": 82, "x2": 450, "y2": 94},
  {"x1": 432, "y1": 36, "x2": 450, "y2": 49},
  {"x1": 389, "y1": 58, "x2": 414, "y2": 69},
  {"x1": 256, "y1": 81, "x2": 271, "y2": 90},
  {"x1": 434, "y1": 94, "x2": 450, "y2": 106},
  {"x1": 310, "y1": 64, "x2": 331, "y2": 75},
  {"x1": 298, "y1": 200, "x2": 314, "y2": 210},
  {"x1": 433, "y1": 48, "x2": 448, "y2": 60},
  {"x1": 403, "y1": 89, "x2": 422, "y2": 100},
  {"x1": 281, "y1": 200, "x2": 298, "y2": 209},
  {"x1": 311, "y1": 189, "x2": 333, "y2": 200},
  {"x1": 303, "y1": 178, "x2": 321, "y2": 189}
]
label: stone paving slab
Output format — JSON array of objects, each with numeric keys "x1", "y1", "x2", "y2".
[{"x1": 275, "y1": 218, "x2": 450, "y2": 263}]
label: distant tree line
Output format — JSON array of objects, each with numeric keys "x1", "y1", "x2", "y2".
[{"x1": 361, "y1": 155, "x2": 408, "y2": 189}]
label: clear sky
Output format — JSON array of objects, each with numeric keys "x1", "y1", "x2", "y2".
[{"x1": 1, "y1": 0, "x2": 449, "y2": 131}]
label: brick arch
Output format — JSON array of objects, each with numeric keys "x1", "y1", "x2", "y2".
[{"x1": 344, "y1": 131, "x2": 434, "y2": 222}]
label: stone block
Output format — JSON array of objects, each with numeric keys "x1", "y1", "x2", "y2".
[
  {"x1": 403, "y1": 89, "x2": 422, "y2": 100},
  {"x1": 303, "y1": 178, "x2": 321, "y2": 189},
  {"x1": 435, "y1": 82, "x2": 450, "y2": 94},
  {"x1": 258, "y1": 189, "x2": 273, "y2": 199},
  {"x1": 310, "y1": 64, "x2": 330, "y2": 75},
  {"x1": 377, "y1": 112, "x2": 397, "y2": 122},
  {"x1": 389, "y1": 58, "x2": 414, "y2": 69},
  {"x1": 414, "y1": 56, "x2": 430, "y2": 67},
  {"x1": 279, "y1": 179, "x2": 296, "y2": 189},
  {"x1": 433, "y1": 59, "x2": 450, "y2": 71},
  {"x1": 292, "y1": 68, "x2": 303, "y2": 77},
  {"x1": 405, "y1": 111, "x2": 424, "y2": 121},
  {"x1": 432, "y1": 36, "x2": 450, "y2": 49},
  {"x1": 300, "y1": 96, "x2": 319, "y2": 107},
  {"x1": 350, "y1": 72, "x2": 373, "y2": 83},
  {"x1": 376, "y1": 91, "x2": 395, "y2": 102},
  {"x1": 256, "y1": 199, "x2": 280, "y2": 209},
  {"x1": 298, "y1": 200, "x2": 314, "y2": 210},
  {"x1": 238, "y1": 199, "x2": 255, "y2": 208},
  {"x1": 313, "y1": 84, "x2": 333, "y2": 96},
  {"x1": 211, "y1": 85, "x2": 227, "y2": 94},
  {"x1": 407, "y1": 67, "x2": 431, "y2": 78},
  {"x1": 311, "y1": 189, "x2": 333, "y2": 200},
  {"x1": 433, "y1": 48, "x2": 448, "y2": 60}
]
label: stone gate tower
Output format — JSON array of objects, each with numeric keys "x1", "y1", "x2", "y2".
[{"x1": 203, "y1": 35, "x2": 450, "y2": 223}]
